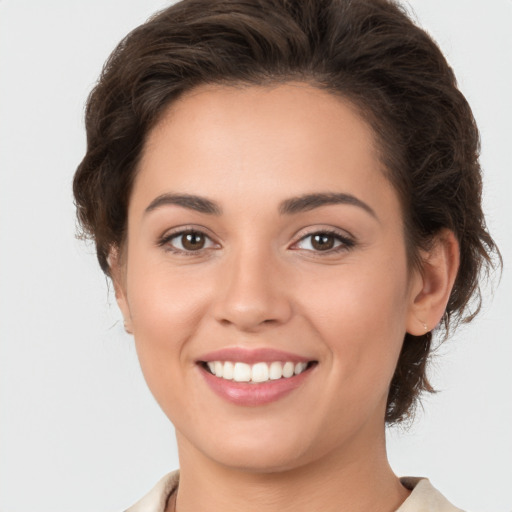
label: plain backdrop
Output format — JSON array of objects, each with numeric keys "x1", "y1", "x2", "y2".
[{"x1": 0, "y1": 1, "x2": 511, "y2": 511}]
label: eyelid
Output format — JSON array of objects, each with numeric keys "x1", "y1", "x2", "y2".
[
  {"x1": 157, "y1": 225, "x2": 356, "y2": 255},
  {"x1": 290, "y1": 227, "x2": 356, "y2": 253},
  {"x1": 158, "y1": 225, "x2": 221, "y2": 254}
]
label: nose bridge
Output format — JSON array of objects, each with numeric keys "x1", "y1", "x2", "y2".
[{"x1": 213, "y1": 240, "x2": 292, "y2": 330}]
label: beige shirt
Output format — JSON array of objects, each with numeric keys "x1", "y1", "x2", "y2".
[{"x1": 125, "y1": 471, "x2": 464, "y2": 512}]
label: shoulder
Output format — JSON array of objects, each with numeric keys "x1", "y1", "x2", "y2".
[
  {"x1": 123, "y1": 471, "x2": 179, "y2": 512},
  {"x1": 397, "y1": 477, "x2": 465, "y2": 512}
]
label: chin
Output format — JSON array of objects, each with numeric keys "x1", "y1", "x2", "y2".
[
  {"x1": 209, "y1": 443, "x2": 311, "y2": 474},
  {"x1": 179, "y1": 420, "x2": 318, "y2": 474}
]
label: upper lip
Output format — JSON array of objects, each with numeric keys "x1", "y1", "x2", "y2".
[{"x1": 197, "y1": 347, "x2": 315, "y2": 364}]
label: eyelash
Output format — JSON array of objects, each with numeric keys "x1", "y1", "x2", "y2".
[
  {"x1": 158, "y1": 228, "x2": 356, "y2": 256},
  {"x1": 292, "y1": 229, "x2": 356, "y2": 254},
  {"x1": 157, "y1": 228, "x2": 218, "y2": 256}
]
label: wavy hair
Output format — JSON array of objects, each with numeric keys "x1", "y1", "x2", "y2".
[{"x1": 73, "y1": 0, "x2": 501, "y2": 423}]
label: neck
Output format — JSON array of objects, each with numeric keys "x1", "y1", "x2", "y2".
[{"x1": 171, "y1": 427, "x2": 409, "y2": 512}]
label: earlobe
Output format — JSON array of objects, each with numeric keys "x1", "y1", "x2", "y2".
[
  {"x1": 108, "y1": 247, "x2": 133, "y2": 335},
  {"x1": 406, "y1": 229, "x2": 460, "y2": 336}
]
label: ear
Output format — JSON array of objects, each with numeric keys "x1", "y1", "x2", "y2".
[
  {"x1": 108, "y1": 247, "x2": 133, "y2": 335},
  {"x1": 406, "y1": 229, "x2": 460, "y2": 335}
]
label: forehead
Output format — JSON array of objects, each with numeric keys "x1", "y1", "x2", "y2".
[{"x1": 133, "y1": 82, "x2": 399, "y2": 224}]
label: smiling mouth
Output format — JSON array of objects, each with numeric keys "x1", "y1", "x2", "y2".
[{"x1": 200, "y1": 360, "x2": 318, "y2": 384}]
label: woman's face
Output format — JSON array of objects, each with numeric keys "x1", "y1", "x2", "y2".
[{"x1": 115, "y1": 83, "x2": 424, "y2": 472}]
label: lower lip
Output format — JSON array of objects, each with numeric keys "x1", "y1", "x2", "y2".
[{"x1": 199, "y1": 365, "x2": 314, "y2": 406}]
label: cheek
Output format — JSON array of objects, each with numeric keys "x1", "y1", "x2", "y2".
[
  {"x1": 300, "y1": 252, "x2": 410, "y2": 393},
  {"x1": 124, "y1": 254, "x2": 214, "y2": 380}
]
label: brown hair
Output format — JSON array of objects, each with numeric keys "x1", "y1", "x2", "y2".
[{"x1": 73, "y1": 0, "x2": 500, "y2": 423}]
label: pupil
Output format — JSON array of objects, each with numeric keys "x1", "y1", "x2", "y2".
[
  {"x1": 183, "y1": 232, "x2": 204, "y2": 250},
  {"x1": 312, "y1": 234, "x2": 334, "y2": 251}
]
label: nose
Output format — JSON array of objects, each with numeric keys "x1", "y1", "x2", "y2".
[{"x1": 212, "y1": 246, "x2": 293, "y2": 332}]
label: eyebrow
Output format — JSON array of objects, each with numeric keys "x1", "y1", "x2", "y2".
[
  {"x1": 144, "y1": 192, "x2": 377, "y2": 220},
  {"x1": 145, "y1": 193, "x2": 222, "y2": 215},
  {"x1": 278, "y1": 192, "x2": 377, "y2": 219}
]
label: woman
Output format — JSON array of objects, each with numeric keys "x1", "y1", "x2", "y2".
[{"x1": 73, "y1": 0, "x2": 500, "y2": 510}]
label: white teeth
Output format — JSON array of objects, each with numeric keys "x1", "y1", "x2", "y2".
[
  {"x1": 269, "y1": 361, "x2": 283, "y2": 380},
  {"x1": 214, "y1": 361, "x2": 224, "y2": 378},
  {"x1": 294, "y1": 362, "x2": 307, "y2": 375},
  {"x1": 223, "y1": 361, "x2": 234, "y2": 380},
  {"x1": 205, "y1": 360, "x2": 310, "y2": 383},
  {"x1": 233, "y1": 362, "x2": 251, "y2": 382},
  {"x1": 251, "y1": 362, "x2": 269, "y2": 383},
  {"x1": 282, "y1": 361, "x2": 295, "y2": 378}
]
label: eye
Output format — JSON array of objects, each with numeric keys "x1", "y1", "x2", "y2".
[
  {"x1": 161, "y1": 230, "x2": 217, "y2": 254},
  {"x1": 293, "y1": 230, "x2": 354, "y2": 253}
]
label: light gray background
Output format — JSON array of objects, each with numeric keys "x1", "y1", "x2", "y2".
[{"x1": 0, "y1": 1, "x2": 511, "y2": 511}]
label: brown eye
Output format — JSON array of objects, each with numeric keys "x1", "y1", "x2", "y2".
[
  {"x1": 311, "y1": 233, "x2": 335, "y2": 251},
  {"x1": 181, "y1": 232, "x2": 206, "y2": 250},
  {"x1": 293, "y1": 231, "x2": 354, "y2": 253},
  {"x1": 163, "y1": 230, "x2": 217, "y2": 253}
]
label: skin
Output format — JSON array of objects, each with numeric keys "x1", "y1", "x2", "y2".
[{"x1": 112, "y1": 83, "x2": 459, "y2": 512}]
